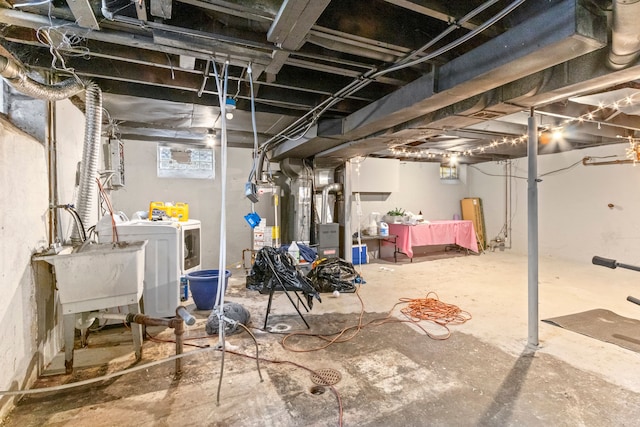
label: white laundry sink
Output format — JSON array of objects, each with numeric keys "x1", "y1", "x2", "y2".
[{"x1": 39, "y1": 241, "x2": 147, "y2": 314}]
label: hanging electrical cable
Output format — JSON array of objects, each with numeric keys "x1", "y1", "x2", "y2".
[
  {"x1": 257, "y1": 0, "x2": 528, "y2": 159},
  {"x1": 210, "y1": 58, "x2": 232, "y2": 404},
  {"x1": 245, "y1": 63, "x2": 260, "y2": 204}
]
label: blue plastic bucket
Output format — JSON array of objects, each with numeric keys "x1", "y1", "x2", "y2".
[{"x1": 186, "y1": 269, "x2": 231, "y2": 310}]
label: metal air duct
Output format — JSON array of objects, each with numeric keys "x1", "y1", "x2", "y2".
[
  {"x1": 607, "y1": 0, "x2": 640, "y2": 70},
  {"x1": 0, "y1": 56, "x2": 84, "y2": 100},
  {"x1": 71, "y1": 83, "x2": 102, "y2": 244},
  {"x1": 321, "y1": 183, "x2": 342, "y2": 224},
  {"x1": 0, "y1": 55, "x2": 101, "y2": 245}
]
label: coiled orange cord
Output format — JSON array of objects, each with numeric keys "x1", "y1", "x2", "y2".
[
  {"x1": 399, "y1": 291, "x2": 471, "y2": 339},
  {"x1": 281, "y1": 289, "x2": 471, "y2": 351}
]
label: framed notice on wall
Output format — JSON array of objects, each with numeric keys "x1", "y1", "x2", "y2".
[{"x1": 157, "y1": 144, "x2": 215, "y2": 179}]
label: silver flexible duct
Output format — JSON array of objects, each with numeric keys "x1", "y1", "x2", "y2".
[
  {"x1": 0, "y1": 56, "x2": 84, "y2": 100},
  {"x1": 0, "y1": 55, "x2": 99, "y2": 245},
  {"x1": 607, "y1": 0, "x2": 640, "y2": 70},
  {"x1": 71, "y1": 82, "x2": 102, "y2": 244}
]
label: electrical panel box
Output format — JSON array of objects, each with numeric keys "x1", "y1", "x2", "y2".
[{"x1": 104, "y1": 138, "x2": 125, "y2": 189}]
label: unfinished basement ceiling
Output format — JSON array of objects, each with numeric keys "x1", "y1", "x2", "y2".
[{"x1": 0, "y1": 0, "x2": 639, "y2": 164}]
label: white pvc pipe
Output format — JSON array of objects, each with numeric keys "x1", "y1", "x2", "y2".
[{"x1": 211, "y1": 60, "x2": 229, "y2": 345}]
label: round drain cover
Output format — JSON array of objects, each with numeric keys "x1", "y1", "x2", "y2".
[{"x1": 310, "y1": 368, "x2": 341, "y2": 386}]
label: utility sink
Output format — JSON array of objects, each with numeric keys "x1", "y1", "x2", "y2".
[
  {"x1": 36, "y1": 240, "x2": 147, "y2": 373},
  {"x1": 37, "y1": 240, "x2": 147, "y2": 314}
]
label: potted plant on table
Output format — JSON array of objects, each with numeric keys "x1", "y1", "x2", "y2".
[{"x1": 385, "y1": 208, "x2": 405, "y2": 224}]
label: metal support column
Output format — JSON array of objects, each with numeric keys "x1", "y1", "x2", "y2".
[
  {"x1": 527, "y1": 109, "x2": 539, "y2": 347},
  {"x1": 343, "y1": 160, "x2": 352, "y2": 263}
]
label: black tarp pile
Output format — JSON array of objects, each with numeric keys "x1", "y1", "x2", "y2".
[
  {"x1": 307, "y1": 258, "x2": 361, "y2": 293},
  {"x1": 246, "y1": 246, "x2": 321, "y2": 308}
]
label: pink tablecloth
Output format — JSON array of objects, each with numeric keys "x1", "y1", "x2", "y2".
[{"x1": 388, "y1": 220, "x2": 479, "y2": 258}]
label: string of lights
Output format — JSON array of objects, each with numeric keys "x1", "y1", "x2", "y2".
[
  {"x1": 624, "y1": 136, "x2": 640, "y2": 163},
  {"x1": 385, "y1": 92, "x2": 640, "y2": 163}
]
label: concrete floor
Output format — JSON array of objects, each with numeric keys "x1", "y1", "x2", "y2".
[{"x1": 3, "y1": 250, "x2": 640, "y2": 426}]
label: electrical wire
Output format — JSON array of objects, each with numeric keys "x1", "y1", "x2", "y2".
[
  {"x1": 280, "y1": 286, "x2": 470, "y2": 352},
  {"x1": 259, "y1": 0, "x2": 527, "y2": 153},
  {"x1": 35, "y1": 23, "x2": 88, "y2": 86},
  {"x1": 399, "y1": 292, "x2": 471, "y2": 339},
  {"x1": 0, "y1": 345, "x2": 342, "y2": 424},
  {"x1": 235, "y1": 322, "x2": 264, "y2": 382},
  {"x1": 0, "y1": 343, "x2": 343, "y2": 424},
  {"x1": 57, "y1": 204, "x2": 86, "y2": 242},
  {"x1": 381, "y1": 0, "x2": 525, "y2": 75},
  {"x1": 469, "y1": 164, "x2": 527, "y2": 180},
  {"x1": 538, "y1": 158, "x2": 584, "y2": 177},
  {"x1": 96, "y1": 177, "x2": 119, "y2": 242},
  {"x1": 0, "y1": 347, "x2": 216, "y2": 396},
  {"x1": 144, "y1": 322, "x2": 263, "y2": 380},
  {"x1": 247, "y1": 63, "x2": 259, "y2": 184},
  {"x1": 224, "y1": 349, "x2": 344, "y2": 427}
]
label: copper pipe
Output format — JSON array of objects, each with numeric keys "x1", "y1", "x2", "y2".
[{"x1": 125, "y1": 306, "x2": 195, "y2": 375}]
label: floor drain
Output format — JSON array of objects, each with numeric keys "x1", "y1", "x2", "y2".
[
  {"x1": 310, "y1": 385, "x2": 326, "y2": 395},
  {"x1": 310, "y1": 368, "x2": 342, "y2": 386}
]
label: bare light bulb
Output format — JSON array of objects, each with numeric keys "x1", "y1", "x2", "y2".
[
  {"x1": 205, "y1": 128, "x2": 216, "y2": 147},
  {"x1": 226, "y1": 111, "x2": 234, "y2": 120}
]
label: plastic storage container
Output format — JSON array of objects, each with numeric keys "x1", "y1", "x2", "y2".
[
  {"x1": 288, "y1": 241, "x2": 300, "y2": 265},
  {"x1": 352, "y1": 244, "x2": 367, "y2": 265},
  {"x1": 186, "y1": 269, "x2": 231, "y2": 310},
  {"x1": 379, "y1": 222, "x2": 389, "y2": 237}
]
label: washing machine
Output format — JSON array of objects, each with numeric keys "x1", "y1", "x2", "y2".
[{"x1": 98, "y1": 217, "x2": 201, "y2": 317}]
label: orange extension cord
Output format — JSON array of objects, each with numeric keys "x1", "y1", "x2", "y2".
[
  {"x1": 280, "y1": 288, "x2": 472, "y2": 352},
  {"x1": 399, "y1": 291, "x2": 472, "y2": 337}
]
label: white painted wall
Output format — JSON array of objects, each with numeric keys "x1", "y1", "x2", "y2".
[
  {"x1": 348, "y1": 159, "x2": 470, "y2": 259},
  {"x1": 111, "y1": 142, "x2": 254, "y2": 269},
  {"x1": 0, "y1": 119, "x2": 47, "y2": 416},
  {"x1": 0, "y1": 98, "x2": 85, "y2": 419},
  {"x1": 468, "y1": 143, "x2": 640, "y2": 264},
  {"x1": 350, "y1": 159, "x2": 469, "y2": 232},
  {"x1": 3, "y1": 95, "x2": 636, "y2": 426}
]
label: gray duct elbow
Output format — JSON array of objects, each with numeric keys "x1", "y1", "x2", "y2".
[
  {"x1": 0, "y1": 56, "x2": 84, "y2": 100},
  {"x1": 607, "y1": 0, "x2": 640, "y2": 70},
  {"x1": 321, "y1": 183, "x2": 342, "y2": 224}
]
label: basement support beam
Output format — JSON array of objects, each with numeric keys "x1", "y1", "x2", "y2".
[
  {"x1": 527, "y1": 109, "x2": 539, "y2": 348},
  {"x1": 265, "y1": 0, "x2": 331, "y2": 76}
]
